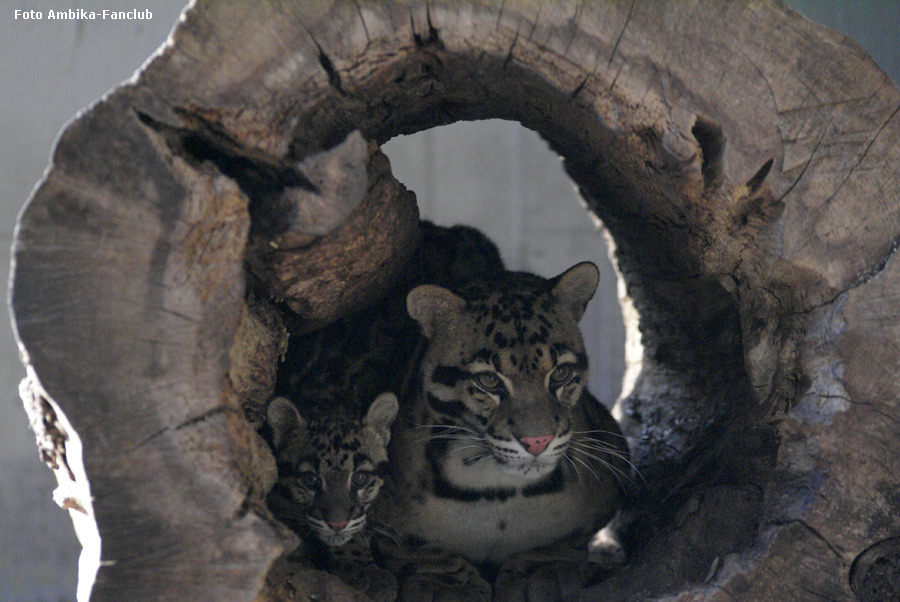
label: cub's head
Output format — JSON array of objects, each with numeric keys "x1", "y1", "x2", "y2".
[
  {"x1": 266, "y1": 392, "x2": 398, "y2": 546},
  {"x1": 407, "y1": 262, "x2": 598, "y2": 481}
]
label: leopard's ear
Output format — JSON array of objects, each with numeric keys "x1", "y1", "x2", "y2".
[
  {"x1": 551, "y1": 262, "x2": 600, "y2": 322},
  {"x1": 364, "y1": 392, "x2": 399, "y2": 445},
  {"x1": 266, "y1": 397, "x2": 307, "y2": 452},
  {"x1": 407, "y1": 284, "x2": 466, "y2": 338}
]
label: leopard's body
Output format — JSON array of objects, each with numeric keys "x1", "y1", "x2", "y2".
[{"x1": 374, "y1": 262, "x2": 630, "y2": 601}]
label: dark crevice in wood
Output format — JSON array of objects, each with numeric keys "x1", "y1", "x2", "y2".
[
  {"x1": 423, "y1": 3, "x2": 443, "y2": 48},
  {"x1": 747, "y1": 158, "x2": 774, "y2": 194},
  {"x1": 691, "y1": 116, "x2": 726, "y2": 191},
  {"x1": 608, "y1": 0, "x2": 636, "y2": 67},
  {"x1": 135, "y1": 109, "x2": 319, "y2": 240},
  {"x1": 776, "y1": 115, "x2": 832, "y2": 203},
  {"x1": 569, "y1": 74, "x2": 590, "y2": 99},
  {"x1": 316, "y1": 45, "x2": 345, "y2": 94},
  {"x1": 131, "y1": 406, "x2": 239, "y2": 451}
]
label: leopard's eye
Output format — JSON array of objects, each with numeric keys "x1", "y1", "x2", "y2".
[
  {"x1": 473, "y1": 372, "x2": 504, "y2": 393},
  {"x1": 298, "y1": 471, "x2": 321, "y2": 489},
  {"x1": 351, "y1": 470, "x2": 373, "y2": 488},
  {"x1": 549, "y1": 364, "x2": 574, "y2": 386}
]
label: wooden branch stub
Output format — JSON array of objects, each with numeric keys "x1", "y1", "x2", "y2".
[
  {"x1": 251, "y1": 130, "x2": 370, "y2": 247},
  {"x1": 247, "y1": 145, "x2": 420, "y2": 333}
]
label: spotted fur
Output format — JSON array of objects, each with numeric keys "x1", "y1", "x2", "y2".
[
  {"x1": 374, "y1": 262, "x2": 630, "y2": 601},
  {"x1": 266, "y1": 393, "x2": 397, "y2": 547}
]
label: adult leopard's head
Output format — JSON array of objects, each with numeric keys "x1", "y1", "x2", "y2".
[
  {"x1": 265, "y1": 392, "x2": 398, "y2": 546},
  {"x1": 407, "y1": 262, "x2": 599, "y2": 482}
]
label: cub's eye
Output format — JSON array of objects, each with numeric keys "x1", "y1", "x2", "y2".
[
  {"x1": 351, "y1": 471, "x2": 373, "y2": 488},
  {"x1": 549, "y1": 364, "x2": 574, "y2": 386},
  {"x1": 298, "y1": 471, "x2": 321, "y2": 489},
  {"x1": 473, "y1": 372, "x2": 504, "y2": 393}
]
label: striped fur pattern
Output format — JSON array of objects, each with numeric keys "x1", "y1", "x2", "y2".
[
  {"x1": 266, "y1": 393, "x2": 398, "y2": 547},
  {"x1": 374, "y1": 262, "x2": 630, "y2": 601}
]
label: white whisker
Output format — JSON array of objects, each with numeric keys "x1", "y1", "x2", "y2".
[
  {"x1": 570, "y1": 439, "x2": 645, "y2": 484},
  {"x1": 571, "y1": 452, "x2": 605, "y2": 484},
  {"x1": 370, "y1": 525, "x2": 400, "y2": 546},
  {"x1": 563, "y1": 455, "x2": 584, "y2": 484},
  {"x1": 568, "y1": 446, "x2": 637, "y2": 487},
  {"x1": 571, "y1": 428, "x2": 637, "y2": 441}
]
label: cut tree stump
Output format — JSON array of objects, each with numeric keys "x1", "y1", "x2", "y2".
[{"x1": 10, "y1": 1, "x2": 900, "y2": 601}]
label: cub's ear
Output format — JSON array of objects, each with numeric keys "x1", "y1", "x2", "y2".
[
  {"x1": 552, "y1": 262, "x2": 600, "y2": 322},
  {"x1": 266, "y1": 397, "x2": 307, "y2": 452},
  {"x1": 364, "y1": 392, "x2": 399, "y2": 445},
  {"x1": 407, "y1": 285, "x2": 466, "y2": 338}
]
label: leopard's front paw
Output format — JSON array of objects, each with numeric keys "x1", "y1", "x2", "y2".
[
  {"x1": 336, "y1": 563, "x2": 398, "y2": 602},
  {"x1": 400, "y1": 574, "x2": 490, "y2": 602},
  {"x1": 399, "y1": 560, "x2": 491, "y2": 602},
  {"x1": 495, "y1": 557, "x2": 595, "y2": 602}
]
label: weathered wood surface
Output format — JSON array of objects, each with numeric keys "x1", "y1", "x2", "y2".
[
  {"x1": 10, "y1": 0, "x2": 900, "y2": 601},
  {"x1": 245, "y1": 138, "x2": 420, "y2": 334}
]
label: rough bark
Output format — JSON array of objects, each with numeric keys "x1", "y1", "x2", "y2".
[{"x1": 10, "y1": 1, "x2": 900, "y2": 601}]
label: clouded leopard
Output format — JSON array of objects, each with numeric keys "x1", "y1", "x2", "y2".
[
  {"x1": 265, "y1": 221, "x2": 505, "y2": 598},
  {"x1": 265, "y1": 388, "x2": 399, "y2": 600},
  {"x1": 373, "y1": 262, "x2": 630, "y2": 602}
]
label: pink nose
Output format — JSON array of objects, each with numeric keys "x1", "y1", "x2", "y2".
[
  {"x1": 520, "y1": 435, "x2": 554, "y2": 456},
  {"x1": 328, "y1": 521, "x2": 348, "y2": 532}
]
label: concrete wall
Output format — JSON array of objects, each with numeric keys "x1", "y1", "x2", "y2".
[{"x1": 1, "y1": 2, "x2": 897, "y2": 601}]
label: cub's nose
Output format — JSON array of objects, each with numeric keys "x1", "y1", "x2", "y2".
[
  {"x1": 328, "y1": 521, "x2": 348, "y2": 532},
  {"x1": 519, "y1": 435, "x2": 554, "y2": 456}
]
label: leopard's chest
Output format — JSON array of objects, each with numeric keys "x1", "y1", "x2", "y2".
[{"x1": 409, "y1": 477, "x2": 597, "y2": 564}]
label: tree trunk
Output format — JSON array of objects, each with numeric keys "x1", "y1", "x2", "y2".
[{"x1": 10, "y1": 1, "x2": 900, "y2": 601}]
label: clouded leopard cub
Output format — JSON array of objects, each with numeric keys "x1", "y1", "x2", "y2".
[
  {"x1": 374, "y1": 262, "x2": 630, "y2": 602},
  {"x1": 263, "y1": 253, "x2": 409, "y2": 601}
]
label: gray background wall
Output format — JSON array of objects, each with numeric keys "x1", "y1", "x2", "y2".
[{"x1": 1, "y1": 2, "x2": 897, "y2": 601}]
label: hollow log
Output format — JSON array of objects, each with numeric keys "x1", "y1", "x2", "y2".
[{"x1": 10, "y1": 1, "x2": 900, "y2": 601}]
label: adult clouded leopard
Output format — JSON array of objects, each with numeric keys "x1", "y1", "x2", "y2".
[{"x1": 373, "y1": 262, "x2": 630, "y2": 602}]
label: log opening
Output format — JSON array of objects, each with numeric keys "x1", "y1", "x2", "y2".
[{"x1": 10, "y1": 1, "x2": 900, "y2": 601}]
